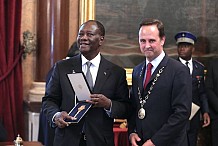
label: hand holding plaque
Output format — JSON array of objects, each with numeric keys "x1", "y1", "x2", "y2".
[{"x1": 65, "y1": 102, "x2": 92, "y2": 124}]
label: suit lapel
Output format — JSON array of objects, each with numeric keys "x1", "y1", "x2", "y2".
[
  {"x1": 140, "y1": 56, "x2": 168, "y2": 92},
  {"x1": 68, "y1": 54, "x2": 82, "y2": 73},
  {"x1": 149, "y1": 55, "x2": 168, "y2": 85},
  {"x1": 138, "y1": 62, "x2": 146, "y2": 93},
  {"x1": 93, "y1": 56, "x2": 111, "y2": 93}
]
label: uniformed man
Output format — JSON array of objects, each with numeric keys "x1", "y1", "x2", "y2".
[{"x1": 175, "y1": 31, "x2": 210, "y2": 146}]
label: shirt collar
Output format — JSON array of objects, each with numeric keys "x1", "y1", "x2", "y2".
[
  {"x1": 179, "y1": 57, "x2": 192, "y2": 65},
  {"x1": 81, "y1": 53, "x2": 101, "y2": 68},
  {"x1": 146, "y1": 51, "x2": 165, "y2": 69}
]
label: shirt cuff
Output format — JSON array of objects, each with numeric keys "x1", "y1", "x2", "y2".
[
  {"x1": 104, "y1": 101, "x2": 112, "y2": 117},
  {"x1": 52, "y1": 112, "x2": 61, "y2": 123}
]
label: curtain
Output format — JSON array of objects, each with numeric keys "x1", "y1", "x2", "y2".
[{"x1": 0, "y1": 0, "x2": 24, "y2": 141}]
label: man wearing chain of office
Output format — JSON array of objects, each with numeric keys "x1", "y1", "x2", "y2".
[{"x1": 128, "y1": 18, "x2": 192, "y2": 146}]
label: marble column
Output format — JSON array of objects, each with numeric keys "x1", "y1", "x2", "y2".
[
  {"x1": 36, "y1": 0, "x2": 70, "y2": 82},
  {"x1": 26, "y1": 0, "x2": 70, "y2": 141}
]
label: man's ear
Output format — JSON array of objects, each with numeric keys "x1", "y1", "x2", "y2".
[
  {"x1": 192, "y1": 46, "x2": 195, "y2": 53},
  {"x1": 99, "y1": 36, "x2": 104, "y2": 45},
  {"x1": 160, "y1": 36, "x2": 166, "y2": 46}
]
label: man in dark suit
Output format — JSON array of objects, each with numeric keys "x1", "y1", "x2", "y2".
[
  {"x1": 128, "y1": 18, "x2": 192, "y2": 146},
  {"x1": 42, "y1": 20, "x2": 131, "y2": 146},
  {"x1": 205, "y1": 58, "x2": 218, "y2": 146},
  {"x1": 175, "y1": 31, "x2": 210, "y2": 146}
]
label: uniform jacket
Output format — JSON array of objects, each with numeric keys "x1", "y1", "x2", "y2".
[
  {"x1": 178, "y1": 58, "x2": 210, "y2": 146},
  {"x1": 178, "y1": 59, "x2": 209, "y2": 114},
  {"x1": 128, "y1": 55, "x2": 192, "y2": 146},
  {"x1": 42, "y1": 54, "x2": 130, "y2": 146},
  {"x1": 205, "y1": 59, "x2": 218, "y2": 119}
]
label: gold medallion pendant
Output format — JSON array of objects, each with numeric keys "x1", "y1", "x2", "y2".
[{"x1": 138, "y1": 108, "x2": 146, "y2": 119}]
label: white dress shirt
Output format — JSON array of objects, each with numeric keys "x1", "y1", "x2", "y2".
[
  {"x1": 179, "y1": 57, "x2": 193, "y2": 75},
  {"x1": 144, "y1": 51, "x2": 165, "y2": 84},
  {"x1": 81, "y1": 53, "x2": 101, "y2": 86}
]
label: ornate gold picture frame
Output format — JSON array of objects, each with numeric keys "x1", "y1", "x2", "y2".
[{"x1": 79, "y1": 0, "x2": 95, "y2": 25}]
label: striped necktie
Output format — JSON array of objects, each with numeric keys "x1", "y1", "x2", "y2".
[{"x1": 86, "y1": 61, "x2": 93, "y2": 90}]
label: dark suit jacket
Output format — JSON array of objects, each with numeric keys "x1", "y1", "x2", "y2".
[
  {"x1": 128, "y1": 55, "x2": 192, "y2": 146},
  {"x1": 42, "y1": 54, "x2": 130, "y2": 146},
  {"x1": 205, "y1": 58, "x2": 218, "y2": 119}
]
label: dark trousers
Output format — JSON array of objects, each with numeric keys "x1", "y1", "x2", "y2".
[
  {"x1": 187, "y1": 113, "x2": 200, "y2": 146},
  {"x1": 79, "y1": 133, "x2": 86, "y2": 146}
]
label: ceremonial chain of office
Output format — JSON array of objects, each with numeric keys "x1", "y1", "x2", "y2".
[{"x1": 138, "y1": 67, "x2": 165, "y2": 119}]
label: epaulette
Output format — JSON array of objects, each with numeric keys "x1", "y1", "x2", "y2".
[{"x1": 193, "y1": 60, "x2": 205, "y2": 67}]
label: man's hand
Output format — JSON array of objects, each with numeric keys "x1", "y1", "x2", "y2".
[
  {"x1": 129, "y1": 133, "x2": 141, "y2": 146},
  {"x1": 202, "y1": 112, "x2": 210, "y2": 127},
  {"x1": 86, "y1": 94, "x2": 111, "y2": 109},
  {"x1": 54, "y1": 111, "x2": 75, "y2": 128},
  {"x1": 142, "y1": 139, "x2": 155, "y2": 146}
]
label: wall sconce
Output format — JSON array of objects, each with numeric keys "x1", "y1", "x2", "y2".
[{"x1": 22, "y1": 30, "x2": 36, "y2": 59}]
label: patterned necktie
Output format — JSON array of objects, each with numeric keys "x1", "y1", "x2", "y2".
[
  {"x1": 144, "y1": 63, "x2": 153, "y2": 88},
  {"x1": 86, "y1": 61, "x2": 93, "y2": 90}
]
